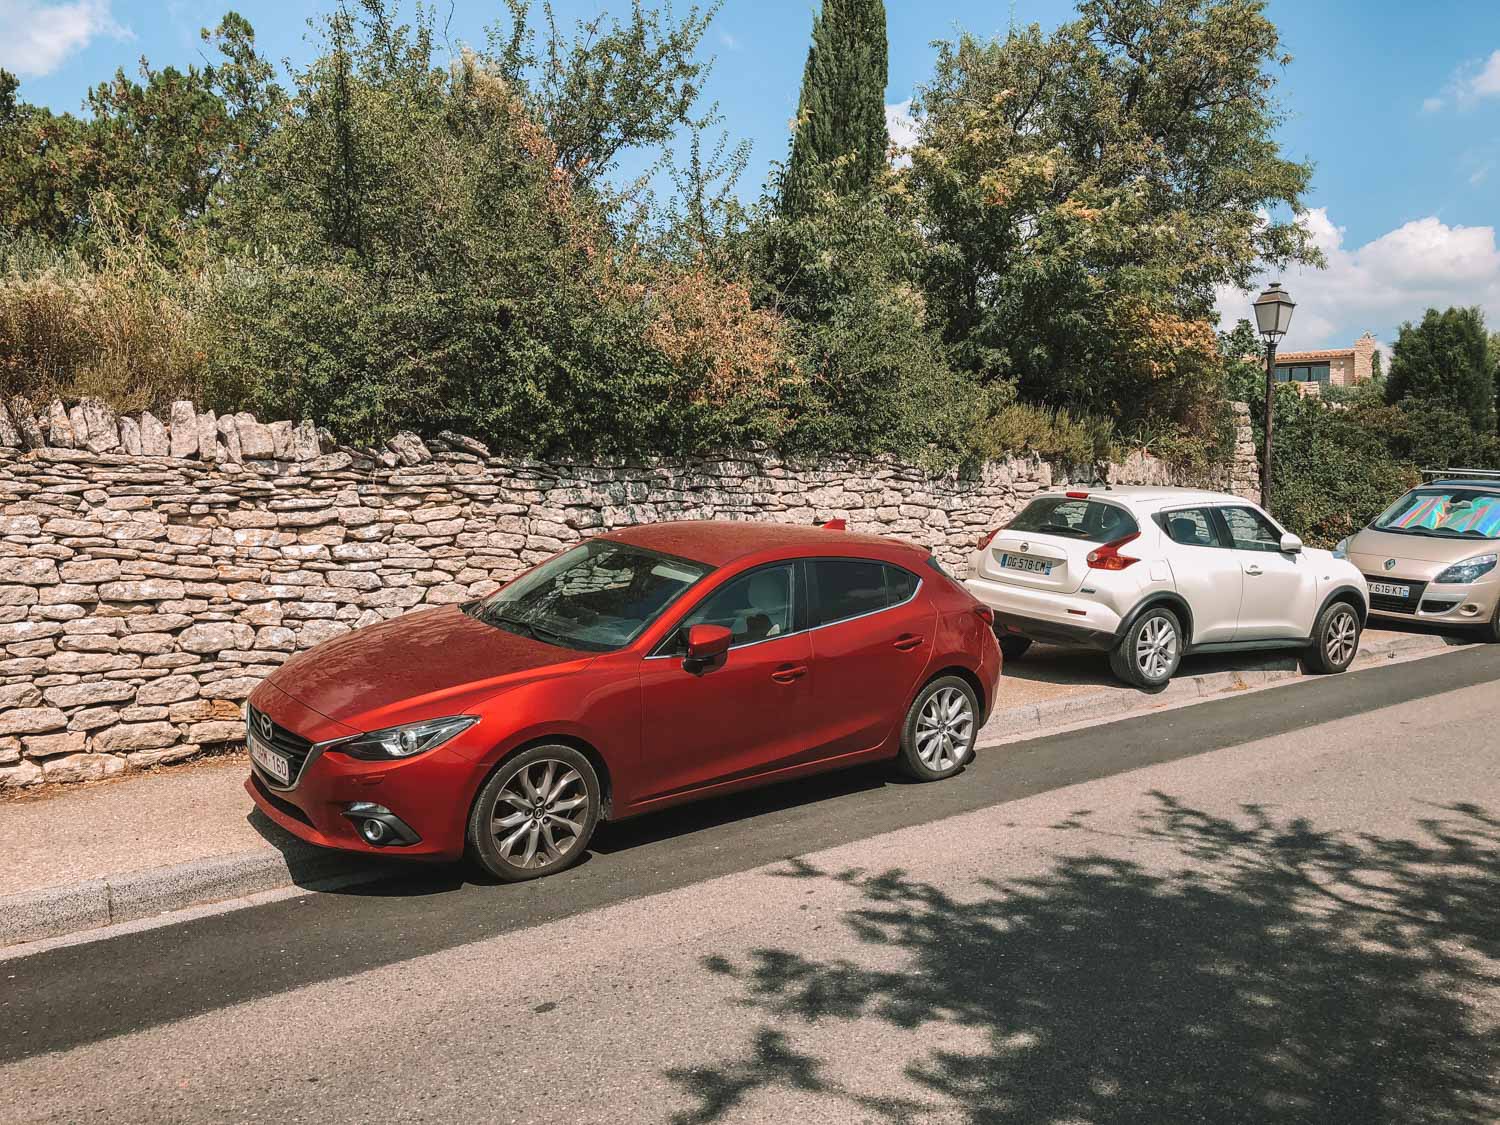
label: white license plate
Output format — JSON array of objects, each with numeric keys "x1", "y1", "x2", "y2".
[
  {"x1": 1369, "y1": 581, "x2": 1410, "y2": 598},
  {"x1": 999, "y1": 553, "x2": 1052, "y2": 576},
  {"x1": 250, "y1": 739, "x2": 291, "y2": 785}
]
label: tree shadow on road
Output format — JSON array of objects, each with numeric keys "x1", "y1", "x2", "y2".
[{"x1": 667, "y1": 796, "x2": 1500, "y2": 1124}]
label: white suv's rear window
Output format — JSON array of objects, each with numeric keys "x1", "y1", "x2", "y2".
[{"x1": 1005, "y1": 497, "x2": 1138, "y2": 543}]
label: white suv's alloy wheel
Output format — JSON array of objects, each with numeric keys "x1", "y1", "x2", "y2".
[
  {"x1": 1324, "y1": 607, "x2": 1358, "y2": 667},
  {"x1": 1135, "y1": 616, "x2": 1178, "y2": 680}
]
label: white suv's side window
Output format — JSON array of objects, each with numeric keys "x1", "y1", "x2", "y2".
[
  {"x1": 1220, "y1": 506, "x2": 1284, "y2": 553},
  {"x1": 1161, "y1": 508, "x2": 1225, "y2": 549}
]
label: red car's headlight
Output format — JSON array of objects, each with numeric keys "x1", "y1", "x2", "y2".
[{"x1": 329, "y1": 716, "x2": 479, "y2": 761}]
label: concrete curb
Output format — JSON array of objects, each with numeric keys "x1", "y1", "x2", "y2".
[
  {"x1": 0, "y1": 841, "x2": 397, "y2": 948},
  {"x1": 976, "y1": 629, "x2": 1456, "y2": 746},
  {"x1": 0, "y1": 629, "x2": 1462, "y2": 950}
]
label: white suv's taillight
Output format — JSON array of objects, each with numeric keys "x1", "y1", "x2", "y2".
[
  {"x1": 1086, "y1": 532, "x2": 1142, "y2": 571},
  {"x1": 977, "y1": 528, "x2": 999, "y2": 550}
]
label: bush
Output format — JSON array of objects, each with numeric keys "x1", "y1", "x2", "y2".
[
  {"x1": 971, "y1": 392, "x2": 1116, "y2": 467},
  {"x1": 1258, "y1": 388, "x2": 1418, "y2": 547},
  {"x1": 196, "y1": 12, "x2": 792, "y2": 458},
  {"x1": 0, "y1": 231, "x2": 209, "y2": 411}
]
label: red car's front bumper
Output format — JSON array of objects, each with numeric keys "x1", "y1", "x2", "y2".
[{"x1": 244, "y1": 681, "x2": 483, "y2": 862}]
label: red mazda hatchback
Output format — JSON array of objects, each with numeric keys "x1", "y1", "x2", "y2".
[{"x1": 245, "y1": 521, "x2": 1001, "y2": 881}]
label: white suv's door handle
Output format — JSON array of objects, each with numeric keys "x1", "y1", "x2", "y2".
[{"x1": 1245, "y1": 564, "x2": 1264, "y2": 576}]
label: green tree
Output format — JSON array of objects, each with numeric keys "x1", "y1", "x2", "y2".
[
  {"x1": 0, "y1": 15, "x2": 282, "y2": 250},
  {"x1": 0, "y1": 70, "x2": 93, "y2": 242},
  {"x1": 1490, "y1": 330, "x2": 1500, "y2": 435},
  {"x1": 485, "y1": 0, "x2": 718, "y2": 209},
  {"x1": 1385, "y1": 306, "x2": 1495, "y2": 433},
  {"x1": 750, "y1": 184, "x2": 982, "y2": 461},
  {"x1": 206, "y1": 0, "x2": 786, "y2": 455},
  {"x1": 908, "y1": 0, "x2": 1319, "y2": 440},
  {"x1": 1219, "y1": 317, "x2": 1265, "y2": 403},
  {"x1": 777, "y1": 0, "x2": 890, "y2": 218},
  {"x1": 1253, "y1": 387, "x2": 1417, "y2": 545}
]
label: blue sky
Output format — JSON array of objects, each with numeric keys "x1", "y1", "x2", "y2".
[{"x1": 3, "y1": 0, "x2": 1497, "y2": 352}]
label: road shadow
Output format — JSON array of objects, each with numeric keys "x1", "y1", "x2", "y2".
[
  {"x1": 246, "y1": 761, "x2": 904, "y2": 893},
  {"x1": 245, "y1": 806, "x2": 427, "y2": 891},
  {"x1": 1002, "y1": 642, "x2": 1300, "y2": 696},
  {"x1": 1365, "y1": 617, "x2": 1482, "y2": 648},
  {"x1": 591, "y1": 763, "x2": 897, "y2": 855},
  {"x1": 668, "y1": 796, "x2": 1500, "y2": 1124}
]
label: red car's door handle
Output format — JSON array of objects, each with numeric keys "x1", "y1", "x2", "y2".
[
  {"x1": 893, "y1": 634, "x2": 924, "y2": 651},
  {"x1": 770, "y1": 664, "x2": 808, "y2": 684}
]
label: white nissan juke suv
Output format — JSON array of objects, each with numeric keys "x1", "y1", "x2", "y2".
[{"x1": 964, "y1": 487, "x2": 1369, "y2": 689}]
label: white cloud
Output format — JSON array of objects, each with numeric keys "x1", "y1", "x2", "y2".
[
  {"x1": 1215, "y1": 209, "x2": 1500, "y2": 352},
  {"x1": 1424, "y1": 48, "x2": 1500, "y2": 112},
  {"x1": 717, "y1": 30, "x2": 739, "y2": 51},
  {"x1": 1473, "y1": 49, "x2": 1500, "y2": 98},
  {"x1": 885, "y1": 99, "x2": 918, "y2": 166},
  {"x1": 0, "y1": 0, "x2": 127, "y2": 78}
]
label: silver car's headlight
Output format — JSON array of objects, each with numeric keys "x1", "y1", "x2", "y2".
[
  {"x1": 1434, "y1": 553, "x2": 1498, "y2": 585},
  {"x1": 1332, "y1": 537, "x2": 1349, "y2": 560},
  {"x1": 330, "y1": 716, "x2": 478, "y2": 761}
]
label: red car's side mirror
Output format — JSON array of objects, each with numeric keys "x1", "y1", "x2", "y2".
[{"x1": 684, "y1": 623, "x2": 732, "y2": 666}]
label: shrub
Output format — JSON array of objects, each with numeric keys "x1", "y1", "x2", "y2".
[
  {"x1": 0, "y1": 232, "x2": 209, "y2": 411},
  {"x1": 198, "y1": 12, "x2": 792, "y2": 458},
  {"x1": 970, "y1": 392, "x2": 1116, "y2": 467},
  {"x1": 1258, "y1": 388, "x2": 1418, "y2": 547}
]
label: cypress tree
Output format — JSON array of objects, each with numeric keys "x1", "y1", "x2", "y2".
[{"x1": 777, "y1": 0, "x2": 889, "y2": 218}]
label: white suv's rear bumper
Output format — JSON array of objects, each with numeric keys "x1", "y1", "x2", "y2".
[{"x1": 964, "y1": 576, "x2": 1124, "y2": 650}]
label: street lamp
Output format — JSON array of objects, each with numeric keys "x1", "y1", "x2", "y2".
[{"x1": 1252, "y1": 281, "x2": 1295, "y2": 510}]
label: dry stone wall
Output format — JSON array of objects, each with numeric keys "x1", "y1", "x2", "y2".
[{"x1": 0, "y1": 396, "x2": 1258, "y2": 788}]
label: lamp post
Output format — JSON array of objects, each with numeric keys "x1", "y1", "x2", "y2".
[{"x1": 1252, "y1": 281, "x2": 1296, "y2": 511}]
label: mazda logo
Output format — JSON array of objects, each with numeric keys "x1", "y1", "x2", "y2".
[
  {"x1": 1384, "y1": 559, "x2": 1397, "y2": 572},
  {"x1": 257, "y1": 711, "x2": 274, "y2": 741}
]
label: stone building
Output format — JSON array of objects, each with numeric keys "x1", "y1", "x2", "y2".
[{"x1": 1271, "y1": 333, "x2": 1381, "y2": 396}]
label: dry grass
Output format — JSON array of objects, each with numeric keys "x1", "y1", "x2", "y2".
[{"x1": 0, "y1": 238, "x2": 209, "y2": 412}]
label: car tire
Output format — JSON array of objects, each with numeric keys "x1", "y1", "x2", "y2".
[
  {"x1": 1109, "y1": 606, "x2": 1181, "y2": 691},
  {"x1": 897, "y1": 675, "x2": 979, "y2": 781},
  {"x1": 1303, "y1": 599, "x2": 1362, "y2": 674},
  {"x1": 466, "y1": 744, "x2": 601, "y2": 882},
  {"x1": 997, "y1": 634, "x2": 1032, "y2": 661}
]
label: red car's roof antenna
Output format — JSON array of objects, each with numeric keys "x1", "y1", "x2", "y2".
[{"x1": 818, "y1": 518, "x2": 847, "y2": 531}]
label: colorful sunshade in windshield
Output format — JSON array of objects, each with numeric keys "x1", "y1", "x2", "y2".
[
  {"x1": 1390, "y1": 494, "x2": 1500, "y2": 535},
  {"x1": 1442, "y1": 496, "x2": 1500, "y2": 536},
  {"x1": 1390, "y1": 495, "x2": 1448, "y2": 529}
]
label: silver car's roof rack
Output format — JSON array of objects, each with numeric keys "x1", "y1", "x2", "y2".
[{"x1": 1420, "y1": 468, "x2": 1500, "y2": 483}]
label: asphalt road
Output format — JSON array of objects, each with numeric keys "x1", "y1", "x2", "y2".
[{"x1": 4, "y1": 646, "x2": 1500, "y2": 1122}]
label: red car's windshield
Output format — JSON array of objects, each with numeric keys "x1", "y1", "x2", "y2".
[{"x1": 465, "y1": 541, "x2": 713, "y2": 651}]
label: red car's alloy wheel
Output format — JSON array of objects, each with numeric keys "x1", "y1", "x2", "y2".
[
  {"x1": 468, "y1": 745, "x2": 601, "y2": 881},
  {"x1": 898, "y1": 675, "x2": 979, "y2": 781},
  {"x1": 492, "y1": 759, "x2": 590, "y2": 869},
  {"x1": 915, "y1": 685, "x2": 974, "y2": 772}
]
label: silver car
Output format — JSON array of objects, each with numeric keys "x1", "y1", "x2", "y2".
[{"x1": 1338, "y1": 474, "x2": 1500, "y2": 642}]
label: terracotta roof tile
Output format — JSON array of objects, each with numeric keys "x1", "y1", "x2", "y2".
[{"x1": 1273, "y1": 348, "x2": 1356, "y2": 362}]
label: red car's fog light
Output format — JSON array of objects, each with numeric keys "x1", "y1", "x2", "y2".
[{"x1": 342, "y1": 802, "x2": 420, "y2": 846}]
